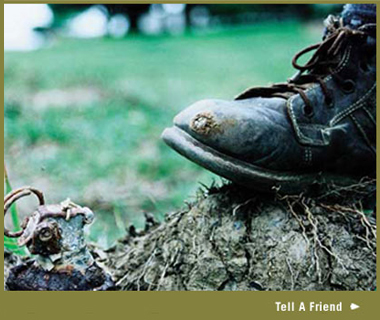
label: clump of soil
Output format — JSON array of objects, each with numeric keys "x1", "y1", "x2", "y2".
[
  {"x1": 4, "y1": 181, "x2": 376, "y2": 291},
  {"x1": 4, "y1": 250, "x2": 21, "y2": 290},
  {"x1": 106, "y1": 182, "x2": 376, "y2": 291}
]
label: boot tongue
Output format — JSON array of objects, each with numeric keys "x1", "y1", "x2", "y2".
[{"x1": 341, "y1": 4, "x2": 376, "y2": 30}]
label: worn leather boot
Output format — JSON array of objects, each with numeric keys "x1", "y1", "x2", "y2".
[{"x1": 162, "y1": 17, "x2": 376, "y2": 194}]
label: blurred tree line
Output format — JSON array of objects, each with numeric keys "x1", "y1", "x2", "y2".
[{"x1": 49, "y1": 4, "x2": 343, "y2": 34}]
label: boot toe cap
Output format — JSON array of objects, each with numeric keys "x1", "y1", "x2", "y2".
[
  {"x1": 172, "y1": 98, "x2": 284, "y2": 160},
  {"x1": 173, "y1": 99, "x2": 223, "y2": 134}
]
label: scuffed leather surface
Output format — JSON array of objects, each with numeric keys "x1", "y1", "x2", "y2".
[{"x1": 172, "y1": 30, "x2": 376, "y2": 177}]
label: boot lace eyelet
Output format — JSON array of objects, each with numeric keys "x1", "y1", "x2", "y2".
[
  {"x1": 325, "y1": 95, "x2": 334, "y2": 108},
  {"x1": 341, "y1": 79, "x2": 356, "y2": 94},
  {"x1": 303, "y1": 105, "x2": 314, "y2": 117}
]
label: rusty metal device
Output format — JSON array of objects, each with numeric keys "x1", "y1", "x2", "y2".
[{"x1": 4, "y1": 187, "x2": 114, "y2": 291}]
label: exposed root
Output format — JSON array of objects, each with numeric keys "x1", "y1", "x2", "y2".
[
  {"x1": 103, "y1": 183, "x2": 376, "y2": 291},
  {"x1": 320, "y1": 203, "x2": 376, "y2": 258},
  {"x1": 6, "y1": 182, "x2": 375, "y2": 291}
]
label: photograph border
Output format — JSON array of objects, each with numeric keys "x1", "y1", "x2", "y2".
[{"x1": 2, "y1": 1, "x2": 378, "y2": 319}]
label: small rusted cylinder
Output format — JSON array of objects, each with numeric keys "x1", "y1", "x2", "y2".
[{"x1": 4, "y1": 187, "x2": 115, "y2": 291}]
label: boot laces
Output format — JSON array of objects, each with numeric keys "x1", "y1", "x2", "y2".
[{"x1": 236, "y1": 16, "x2": 374, "y2": 116}]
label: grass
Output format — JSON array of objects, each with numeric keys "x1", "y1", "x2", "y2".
[
  {"x1": 4, "y1": 164, "x2": 29, "y2": 255},
  {"x1": 4, "y1": 22, "x2": 321, "y2": 249}
]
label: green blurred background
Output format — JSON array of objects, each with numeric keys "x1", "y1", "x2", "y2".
[{"x1": 4, "y1": 4, "x2": 343, "y2": 249}]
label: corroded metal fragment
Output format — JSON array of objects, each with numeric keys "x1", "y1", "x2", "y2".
[
  {"x1": 4, "y1": 187, "x2": 115, "y2": 291},
  {"x1": 7, "y1": 260, "x2": 114, "y2": 291}
]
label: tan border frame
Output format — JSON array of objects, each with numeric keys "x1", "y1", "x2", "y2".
[{"x1": 1, "y1": 1, "x2": 378, "y2": 319}]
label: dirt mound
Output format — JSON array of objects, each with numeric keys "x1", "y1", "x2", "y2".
[
  {"x1": 4, "y1": 181, "x2": 376, "y2": 291},
  {"x1": 106, "y1": 182, "x2": 376, "y2": 291},
  {"x1": 4, "y1": 250, "x2": 21, "y2": 290}
]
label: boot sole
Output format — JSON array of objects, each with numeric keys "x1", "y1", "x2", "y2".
[{"x1": 162, "y1": 126, "x2": 359, "y2": 194}]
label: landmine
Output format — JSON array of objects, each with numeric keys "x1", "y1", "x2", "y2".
[{"x1": 4, "y1": 187, "x2": 114, "y2": 291}]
